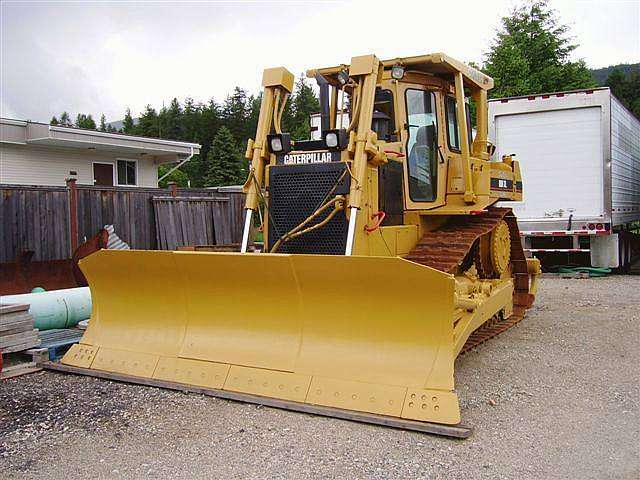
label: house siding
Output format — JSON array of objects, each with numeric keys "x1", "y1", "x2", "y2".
[{"x1": 0, "y1": 143, "x2": 159, "y2": 187}]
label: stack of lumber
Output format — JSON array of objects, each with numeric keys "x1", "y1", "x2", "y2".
[{"x1": 1, "y1": 303, "x2": 40, "y2": 354}]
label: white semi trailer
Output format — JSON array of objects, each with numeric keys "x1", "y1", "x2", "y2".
[{"x1": 489, "y1": 87, "x2": 640, "y2": 269}]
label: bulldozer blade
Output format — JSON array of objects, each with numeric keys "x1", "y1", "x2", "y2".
[{"x1": 62, "y1": 249, "x2": 462, "y2": 428}]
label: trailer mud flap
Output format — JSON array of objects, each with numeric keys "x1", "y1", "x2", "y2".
[{"x1": 63, "y1": 249, "x2": 461, "y2": 425}]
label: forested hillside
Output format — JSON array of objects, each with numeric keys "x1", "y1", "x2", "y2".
[
  {"x1": 591, "y1": 63, "x2": 640, "y2": 118},
  {"x1": 590, "y1": 63, "x2": 639, "y2": 85}
]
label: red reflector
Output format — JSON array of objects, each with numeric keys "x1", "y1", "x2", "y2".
[
  {"x1": 581, "y1": 225, "x2": 587, "y2": 230},
  {"x1": 556, "y1": 93, "x2": 565, "y2": 97},
  {"x1": 542, "y1": 95, "x2": 550, "y2": 99},
  {"x1": 596, "y1": 223, "x2": 603, "y2": 230},
  {"x1": 586, "y1": 90, "x2": 593, "y2": 94},
  {"x1": 588, "y1": 223, "x2": 595, "y2": 230},
  {"x1": 500, "y1": 99, "x2": 508, "y2": 103},
  {"x1": 470, "y1": 210, "x2": 486, "y2": 215},
  {"x1": 527, "y1": 96, "x2": 536, "y2": 100}
]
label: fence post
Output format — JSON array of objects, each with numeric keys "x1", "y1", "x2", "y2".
[
  {"x1": 168, "y1": 181, "x2": 178, "y2": 197},
  {"x1": 66, "y1": 178, "x2": 79, "y2": 254}
]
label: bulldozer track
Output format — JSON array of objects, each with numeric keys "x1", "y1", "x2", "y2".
[{"x1": 406, "y1": 207, "x2": 534, "y2": 354}]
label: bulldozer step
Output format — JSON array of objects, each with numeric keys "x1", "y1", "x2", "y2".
[{"x1": 44, "y1": 361, "x2": 472, "y2": 438}]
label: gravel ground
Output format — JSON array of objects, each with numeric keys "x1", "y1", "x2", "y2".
[{"x1": 1, "y1": 276, "x2": 639, "y2": 479}]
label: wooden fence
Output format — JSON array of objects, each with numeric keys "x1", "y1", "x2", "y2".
[
  {"x1": 154, "y1": 195, "x2": 244, "y2": 249},
  {"x1": 0, "y1": 185, "x2": 71, "y2": 263},
  {"x1": 0, "y1": 182, "x2": 245, "y2": 263}
]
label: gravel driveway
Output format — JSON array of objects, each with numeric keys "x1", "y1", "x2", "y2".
[{"x1": 1, "y1": 276, "x2": 639, "y2": 479}]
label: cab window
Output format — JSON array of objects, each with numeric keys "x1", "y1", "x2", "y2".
[
  {"x1": 372, "y1": 88, "x2": 396, "y2": 141},
  {"x1": 446, "y1": 96, "x2": 473, "y2": 151},
  {"x1": 445, "y1": 96, "x2": 460, "y2": 151},
  {"x1": 405, "y1": 89, "x2": 437, "y2": 202}
]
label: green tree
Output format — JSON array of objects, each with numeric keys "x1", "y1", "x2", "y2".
[
  {"x1": 222, "y1": 87, "x2": 250, "y2": 146},
  {"x1": 137, "y1": 105, "x2": 159, "y2": 137},
  {"x1": 122, "y1": 108, "x2": 136, "y2": 134},
  {"x1": 50, "y1": 116, "x2": 59, "y2": 125},
  {"x1": 167, "y1": 98, "x2": 183, "y2": 139},
  {"x1": 99, "y1": 114, "x2": 107, "y2": 132},
  {"x1": 483, "y1": 0, "x2": 595, "y2": 98},
  {"x1": 606, "y1": 67, "x2": 640, "y2": 118},
  {"x1": 181, "y1": 97, "x2": 200, "y2": 141},
  {"x1": 75, "y1": 113, "x2": 97, "y2": 129},
  {"x1": 158, "y1": 163, "x2": 190, "y2": 188},
  {"x1": 290, "y1": 75, "x2": 320, "y2": 140},
  {"x1": 59, "y1": 111, "x2": 71, "y2": 126},
  {"x1": 205, "y1": 126, "x2": 243, "y2": 187}
]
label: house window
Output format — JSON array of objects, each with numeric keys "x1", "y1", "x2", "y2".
[{"x1": 117, "y1": 160, "x2": 137, "y2": 185}]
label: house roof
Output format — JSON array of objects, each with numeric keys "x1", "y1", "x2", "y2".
[{"x1": 1, "y1": 118, "x2": 201, "y2": 162}]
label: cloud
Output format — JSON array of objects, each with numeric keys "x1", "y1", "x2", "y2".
[{"x1": 1, "y1": 0, "x2": 638, "y2": 123}]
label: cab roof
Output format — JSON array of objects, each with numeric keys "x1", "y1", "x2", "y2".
[{"x1": 310, "y1": 52, "x2": 493, "y2": 91}]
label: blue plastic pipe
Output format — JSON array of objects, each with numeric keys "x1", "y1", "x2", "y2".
[{"x1": 1, "y1": 287, "x2": 92, "y2": 330}]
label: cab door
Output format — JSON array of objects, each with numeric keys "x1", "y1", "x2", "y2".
[{"x1": 398, "y1": 85, "x2": 446, "y2": 210}]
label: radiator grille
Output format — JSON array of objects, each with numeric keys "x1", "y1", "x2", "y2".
[{"x1": 267, "y1": 162, "x2": 349, "y2": 255}]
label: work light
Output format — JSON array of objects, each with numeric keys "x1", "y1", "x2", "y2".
[
  {"x1": 267, "y1": 133, "x2": 291, "y2": 154},
  {"x1": 323, "y1": 129, "x2": 348, "y2": 151},
  {"x1": 391, "y1": 64, "x2": 405, "y2": 80},
  {"x1": 337, "y1": 69, "x2": 350, "y2": 86}
]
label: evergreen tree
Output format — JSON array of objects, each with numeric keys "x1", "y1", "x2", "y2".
[
  {"x1": 222, "y1": 87, "x2": 250, "y2": 146},
  {"x1": 50, "y1": 116, "x2": 59, "y2": 126},
  {"x1": 181, "y1": 97, "x2": 200, "y2": 142},
  {"x1": 606, "y1": 67, "x2": 640, "y2": 118},
  {"x1": 59, "y1": 111, "x2": 71, "y2": 126},
  {"x1": 483, "y1": 0, "x2": 595, "y2": 98},
  {"x1": 122, "y1": 108, "x2": 136, "y2": 134},
  {"x1": 99, "y1": 114, "x2": 107, "y2": 132},
  {"x1": 137, "y1": 105, "x2": 159, "y2": 137},
  {"x1": 75, "y1": 113, "x2": 97, "y2": 129},
  {"x1": 205, "y1": 126, "x2": 243, "y2": 187},
  {"x1": 180, "y1": 99, "x2": 208, "y2": 186},
  {"x1": 247, "y1": 93, "x2": 262, "y2": 139},
  {"x1": 290, "y1": 75, "x2": 320, "y2": 140},
  {"x1": 164, "y1": 98, "x2": 183, "y2": 139}
]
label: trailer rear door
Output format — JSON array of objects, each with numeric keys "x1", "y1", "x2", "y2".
[{"x1": 494, "y1": 106, "x2": 603, "y2": 222}]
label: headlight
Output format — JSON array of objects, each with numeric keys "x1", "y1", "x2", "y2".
[
  {"x1": 325, "y1": 132, "x2": 338, "y2": 148},
  {"x1": 267, "y1": 133, "x2": 291, "y2": 154},
  {"x1": 323, "y1": 129, "x2": 348, "y2": 151},
  {"x1": 270, "y1": 136, "x2": 283, "y2": 152}
]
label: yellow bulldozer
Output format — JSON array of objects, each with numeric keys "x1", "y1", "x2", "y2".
[{"x1": 61, "y1": 53, "x2": 540, "y2": 438}]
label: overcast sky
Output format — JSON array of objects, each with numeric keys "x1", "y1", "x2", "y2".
[{"x1": 1, "y1": 0, "x2": 638, "y2": 123}]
